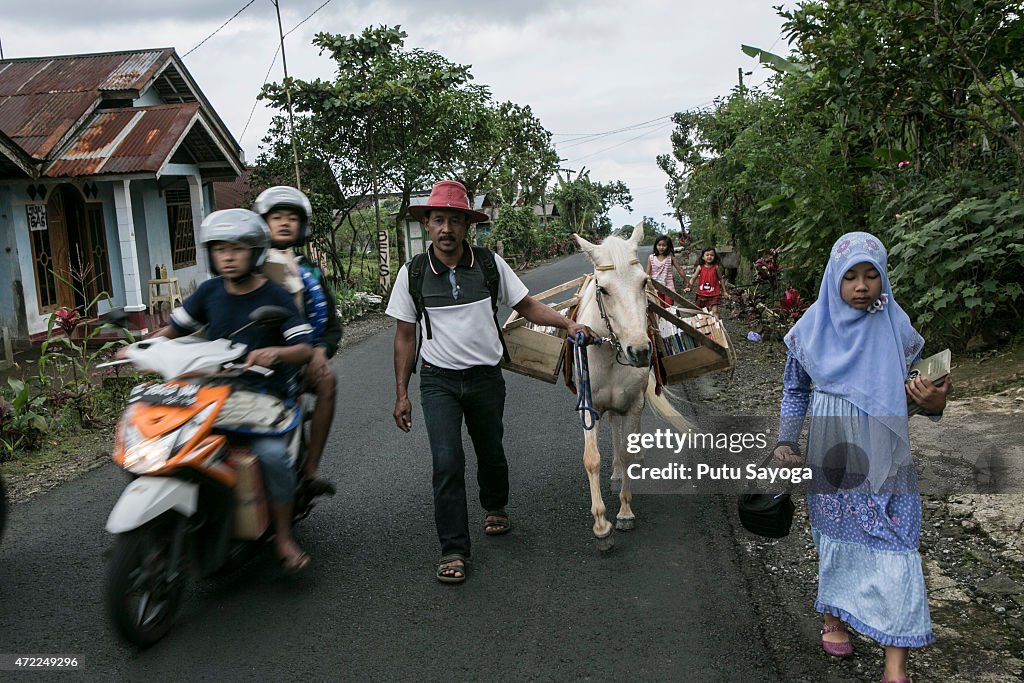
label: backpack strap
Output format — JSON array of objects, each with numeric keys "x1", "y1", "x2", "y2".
[
  {"x1": 471, "y1": 246, "x2": 511, "y2": 363},
  {"x1": 407, "y1": 253, "x2": 430, "y2": 374},
  {"x1": 407, "y1": 247, "x2": 511, "y2": 369}
]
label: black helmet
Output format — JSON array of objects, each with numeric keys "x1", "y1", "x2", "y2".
[
  {"x1": 253, "y1": 186, "x2": 312, "y2": 245},
  {"x1": 199, "y1": 209, "x2": 271, "y2": 276}
]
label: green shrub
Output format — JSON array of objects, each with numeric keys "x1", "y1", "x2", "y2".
[{"x1": 882, "y1": 181, "x2": 1024, "y2": 349}]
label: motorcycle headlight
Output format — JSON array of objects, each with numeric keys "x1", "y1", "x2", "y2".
[
  {"x1": 120, "y1": 403, "x2": 216, "y2": 474},
  {"x1": 124, "y1": 433, "x2": 177, "y2": 474}
]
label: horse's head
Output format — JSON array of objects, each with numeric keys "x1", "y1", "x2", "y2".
[{"x1": 574, "y1": 223, "x2": 652, "y2": 368}]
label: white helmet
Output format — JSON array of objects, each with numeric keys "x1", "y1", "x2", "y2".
[
  {"x1": 253, "y1": 186, "x2": 313, "y2": 245},
  {"x1": 199, "y1": 209, "x2": 271, "y2": 277}
]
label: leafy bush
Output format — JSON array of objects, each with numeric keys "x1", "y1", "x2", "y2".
[
  {"x1": 487, "y1": 206, "x2": 538, "y2": 258},
  {"x1": 882, "y1": 182, "x2": 1024, "y2": 348},
  {"x1": 0, "y1": 378, "x2": 49, "y2": 459},
  {"x1": 731, "y1": 247, "x2": 811, "y2": 340}
]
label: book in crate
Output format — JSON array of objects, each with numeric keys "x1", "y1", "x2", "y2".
[
  {"x1": 499, "y1": 275, "x2": 589, "y2": 384},
  {"x1": 647, "y1": 280, "x2": 735, "y2": 383}
]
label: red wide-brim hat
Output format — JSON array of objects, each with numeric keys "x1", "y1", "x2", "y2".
[{"x1": 408, "y1": 180, "x2": 490, "y2": 225}]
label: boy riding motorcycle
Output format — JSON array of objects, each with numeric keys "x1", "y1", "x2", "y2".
[
  {"x1": 254, "y1": 186, "x2": 341, "y2": 497},
  {"x1": 125, "y1": 209, "x2": 314, "y2": 573}
]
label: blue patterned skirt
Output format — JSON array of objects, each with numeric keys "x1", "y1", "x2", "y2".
[{"x1": 807, "y1": 392, "x2": 934, "y2": 648}]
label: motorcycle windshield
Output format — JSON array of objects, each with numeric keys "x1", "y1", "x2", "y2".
[{"x1": 125, "y1": 337, "x2": 247, "y2": 379}]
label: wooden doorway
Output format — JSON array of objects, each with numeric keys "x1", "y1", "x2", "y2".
[{"x1": 30, "y1": 184, "x2": 112, "y2": 314}]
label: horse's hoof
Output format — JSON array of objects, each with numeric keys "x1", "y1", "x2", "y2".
[
  {"x1": 616, "y1": 517, "x2": 635, "y2": 531},
  {"x1": 595, "y1": 533, "x2": 615, "y2": 552}
]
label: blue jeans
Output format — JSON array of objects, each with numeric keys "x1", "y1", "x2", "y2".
[
  {"x1": 249, "y1": 435, "x2": 294, "y2": 503},
  {"x1": 419, "y1": 362, "x2": 508, "y2": 558}
]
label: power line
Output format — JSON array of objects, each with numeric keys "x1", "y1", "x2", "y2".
[
  {"x1": 238, "y1": 0, "x2": 338, "y2": 145},
  {"x1": 240, "y1": 45, "x2": 282, "y2": 144},
  {"x1": 552, "y1": 97, "x2": 717, "y2": 154},
  {"x1": 555, "y1": 119, "x2": 670, "y2": 150},
  {"x1": 568, "y1": 122, "x2": 673, "y2": 163},
  {"x1": 553, "y1": 114, "x2": 672, "y2": 145},
  {"x1": 284, "y1": 0, "x2": 337, "y2": 38},
  {"x1": 183, "y1": 0, "x2": 258, "y2": 58}
]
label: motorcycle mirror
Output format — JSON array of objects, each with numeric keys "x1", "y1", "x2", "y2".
[
  {"x1": 249, "y1": 306, "x2": 291, "y2": 327},
  {"x1": 229, "y1": 305, "x2": 291, "y2": 342},
  {"x1": 105, "y1": 308, "x2": 129, "y2": 327}
]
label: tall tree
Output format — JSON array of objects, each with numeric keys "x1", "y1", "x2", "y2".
[{"x1": 261, "y1": 25, "x2": 481, "y2": 266}]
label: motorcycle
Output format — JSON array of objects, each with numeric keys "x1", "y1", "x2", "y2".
[{"x1": 101, "y1": 306, "x2": 319, "y2": 647}]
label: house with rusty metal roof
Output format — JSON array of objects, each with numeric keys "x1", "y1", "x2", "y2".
[{"x1": 0, "y1": 48, "x2": 244, "y2": 341}]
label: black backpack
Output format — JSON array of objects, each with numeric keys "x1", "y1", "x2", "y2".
[{"x1": 407, "y1": 246, "x2": 510, "y2": 371}]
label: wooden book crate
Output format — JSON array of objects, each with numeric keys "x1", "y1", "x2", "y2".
[
  {"x1": 647, "y1": 279, "x2": 735, "y2": 383},
  {"x1": 500, "y1": 275, "x2": 589, "y2": 383}
]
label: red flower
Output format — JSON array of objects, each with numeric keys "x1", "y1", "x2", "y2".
[
  {"x1": 777, "y1": 288, "x2": 808, "y2": 320},
  {"x1": 54, "y1": 307, "x2": 81, "y2": 336}
]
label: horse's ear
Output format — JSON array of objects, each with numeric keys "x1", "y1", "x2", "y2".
[
  {"x1": 629, "y1": 222, "x2": 645, "y2": 246},
  {"x1": 573, "y1": 233, "x2": 599, "y2": 262}
]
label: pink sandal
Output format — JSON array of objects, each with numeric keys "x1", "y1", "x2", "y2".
[{"x1": 820, "y1": 622, "x2": 853, "y2": 657}]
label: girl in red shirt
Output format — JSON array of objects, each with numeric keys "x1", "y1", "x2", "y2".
[{"x1": 689, "y1": 247, "x2": 730, "y2": 316}]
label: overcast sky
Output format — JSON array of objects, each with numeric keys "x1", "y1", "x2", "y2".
[{"x1": 2, "y1": 0, "x2": 788, "y2": 230}]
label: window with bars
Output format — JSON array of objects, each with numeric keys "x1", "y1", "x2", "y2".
[
  {"x1": 86, "y1": 204, "x2": 113, "y2": 298},
  {"x1": 166, "y1": 186, "x2": 197, "y2": 268}
]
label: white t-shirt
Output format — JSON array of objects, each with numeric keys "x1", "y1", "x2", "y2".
[{"x1": 386, "y1": 250, "x2": 529, "y2": 370}]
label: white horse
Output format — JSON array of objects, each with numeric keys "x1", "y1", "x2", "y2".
[{"x1": 572, "y1": 224, "x2": 684, "y2": 543}]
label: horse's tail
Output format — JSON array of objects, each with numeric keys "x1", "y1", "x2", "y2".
[{"x1": 645, "y1": 370, "x2": 697, "y2": 432}]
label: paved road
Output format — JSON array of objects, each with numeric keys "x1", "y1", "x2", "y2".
[{"x1": 0, "y1": 251, "x2": 781, "y2": 681}]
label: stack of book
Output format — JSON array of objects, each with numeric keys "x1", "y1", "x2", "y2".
[
  {"x1": 660, "y1": 330, "x2": 700, "y2": 356},
  {"x1": 525, "y1": 322, "x2": 560, "y2": 336},
  {"x1": 688, "y1": 313, "x2": 729, "y2": 348}
]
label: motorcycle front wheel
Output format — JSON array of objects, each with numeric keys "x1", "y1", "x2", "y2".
[{"x1": 106, "y1": 514, "x2": 187, "y2": 647}]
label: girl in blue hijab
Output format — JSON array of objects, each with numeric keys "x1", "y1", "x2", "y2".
[{"x1": 774, "y1": 232, "x2": 949, "y2": 683}]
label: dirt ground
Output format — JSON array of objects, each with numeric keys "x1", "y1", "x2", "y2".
[{"x1": 696, "y1": 313, "x2": 1024, "y2": 682}]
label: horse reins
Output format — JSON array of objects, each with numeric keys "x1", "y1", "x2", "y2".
[
  {"x1": 568, "y1": 332, "x2": 600, "y2": 430},
  {"x1": 567, "y1": 261, "x2": 649, "y2": 430}
]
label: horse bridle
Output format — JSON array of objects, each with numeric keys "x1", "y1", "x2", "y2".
[{"x1": 593, "y1": 262, "x2": 645, "y2": 366}]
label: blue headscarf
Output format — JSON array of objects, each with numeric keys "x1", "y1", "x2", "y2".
[{"x1": 785, "y1": 232, "x2": 925, "y2": 490}]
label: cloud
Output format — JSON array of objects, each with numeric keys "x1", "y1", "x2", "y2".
[{"x1": 2, "y1": 0, "x2": 788, "y2": 227}]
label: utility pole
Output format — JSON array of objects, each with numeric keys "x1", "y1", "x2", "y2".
[
  {"x1": 738, "y1": 68, "x2": 752, "y2": 93},
  {"x1": 273, "y1": 0, "x2": 302, "y2": 191}
]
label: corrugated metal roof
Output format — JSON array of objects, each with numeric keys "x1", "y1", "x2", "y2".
[
  {"x1": 0, "y1": 49, "x2": 171, "y2": 96},
  {"x1": 100, "y1": 51, "x2": 168, "y2": 91},
  {"x1": 0, "y1": 91, "x2": 96, "y2": 158},
  {"x1": 0, "y1": 49, "x2": 174, "y2": 160},
  {"x1": 46, "y1": 103, "x2": 199, "y2": 177}
]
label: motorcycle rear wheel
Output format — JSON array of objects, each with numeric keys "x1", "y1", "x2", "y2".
[{"x1": 106, "y1": 514, "x2": 186, "y2": 647}]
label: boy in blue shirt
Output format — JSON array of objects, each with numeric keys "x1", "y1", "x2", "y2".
[{"x1": 152, "y1": 209, "x2": 314, "y2": 573}]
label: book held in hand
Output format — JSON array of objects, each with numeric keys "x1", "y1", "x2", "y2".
[{"x1": 906, "y1": 348, "x2": 951, "y2": 415}]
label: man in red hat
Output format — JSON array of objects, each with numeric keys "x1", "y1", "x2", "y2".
[{"x1": 387, "y1": 180, "x2": 596, "y2": 584}]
